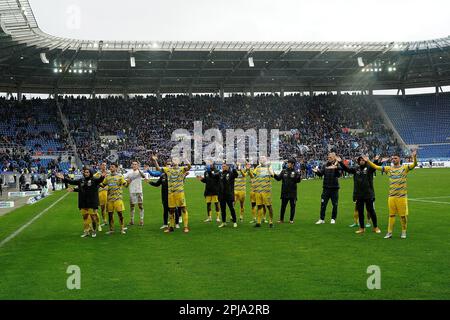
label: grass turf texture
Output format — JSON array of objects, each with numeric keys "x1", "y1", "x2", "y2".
[{"x1": 0, "y1": 168, "x2": 449, "y2": 300}]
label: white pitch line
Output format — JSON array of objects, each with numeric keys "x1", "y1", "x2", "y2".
[
  {"x1": 409, "y1": 199, "x2": 450, "y2": 205},
  {"x1": 0, "y1": 192, "x2": 69, "y2": 249},
  {"x1": 412, "y1": 196, "x2": 450, "y2": 200}
]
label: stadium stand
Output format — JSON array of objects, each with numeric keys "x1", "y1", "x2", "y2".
[
  {"x1": 0, "y1": 97, "x2": 72, "y2": 172},
  {"x1": 59, "y1": 93, "x2": 402, "y2": 167},
  {"x1": 377, "y1": 93, "x2": 450, "y2": 159}
]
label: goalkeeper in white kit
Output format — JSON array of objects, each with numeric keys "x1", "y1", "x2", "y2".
[{"x1": 125, "y1": 161, "x2": 147, "y2": 226}]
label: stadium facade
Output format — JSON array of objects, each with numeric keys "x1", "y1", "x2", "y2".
[{"x1": 0, "y1": 0, "x2": 450, "y2": 96}]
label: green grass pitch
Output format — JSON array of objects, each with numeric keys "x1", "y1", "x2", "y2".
[{"x1": 0, "y1": 168, "x2": 449, "y2": 300}]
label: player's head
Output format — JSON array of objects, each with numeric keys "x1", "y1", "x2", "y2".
[
  {"x1": 287, "y1": 158, "x2": 296, "y2": 169},
  {"x1": 222, "y1": 162, "x2": 229, "y2": 172},
  {"x1": 143, "y1": 163, "x2": 150, "y2": 170},
  {"x1": 391, "y1": 154, "x2": 401, "y2": 165},
  {"x1": 82, "y1": 166, "x2": 92, "y2": 178},
  {"x1": 171, "y1": 157, "x2": 180, "y2": 167},
  {"x1": 259, "y1": 156, "x2": 268, "y2": 166},
  {"x1": 357, "y1": 156, "x2": 366, "y2": 166},
  {"x1": 131, "y1": 161, "x2": 139, "y2": 170},
  {"x1": 100, "y1": 162, "x2": 107, "y2": 171},
  {"x1": 110, "y1": 163, "x2": 118, "y2": 173},
  {"x1": 327, "y1": 152, "x2": 336, "y2": 163}
]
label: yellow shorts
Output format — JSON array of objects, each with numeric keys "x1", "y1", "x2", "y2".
[
  {"x1": 99, "y1": 191, "x2": 108, "y2": 206},
  {"x1": 235, "y1": 191, "x2": 246, "y2": 203},
  {"x1": 250, "y1": 192, "x2": 256, "y2": 203},
  {"x1": 255, "y1": 192, "x2": 272, "y2": 206},
  {"x1": 107, "y1": 200, "x2": 125, "y2": 213},
  {"x1": 80, "y1": 208, "x2": 95, "y2": 216},
  {"x1": 388, "y1": 197, "x2": 408, "y2": 216},
  {"x1": 168, "y1": 192, "x2": 186, "y2": 208},
  {"x1": 205, "y1": 195, "x2": 219, "y2": 204}
]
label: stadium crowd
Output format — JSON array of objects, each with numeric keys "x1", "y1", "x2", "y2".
[
  {"x1": 0, "y1": 97, "x2": 72, "y2": 173},
  {"x1": 59, "y1": 93, "x2": 403, "y2": 167}
]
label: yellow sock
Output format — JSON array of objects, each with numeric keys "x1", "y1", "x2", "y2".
[
  {"x1": 240, "y1": 207, "x2": 244, "y2": 217},
  {"x1": 257, "y1": 207, "x2": 263, "y2": 224},
  {"x1": 353, "y1": 208, "x2": 359, "y2": 224},
  {"x1": 183, "y1": 211, "x2": 189, "y2": 228},
  {"x1": 216, "y1": 211, "x2": 220, "y2": 219},
  {"x1": 169, "y1": 213, "x2": 175, "y2": 228},
  {"x1": 400, "y1": 216, "x2": 407, "y2": 232},
  {"x1": 251, "y1": 206, "x2": 256, "y2": 220},
  {"x1": 388, "y1": 215, "x2": 396, "y2": 233},
  {"x1": 83, "y1": 217, "x2": 90, "y2": 233},
  {"x1": 208, "y1": 210, "x2": 211, "y2": 218}
]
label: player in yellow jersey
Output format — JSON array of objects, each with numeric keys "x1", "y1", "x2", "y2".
[
  {"x1": 234, "y1": 163, "x2": 248, "y2": 222},
  {"x1": 152, "y1": 155, "x2": 192, "y2": 233},
  {"x1": 248, "y1": 156, "x2": 275, "y2": 228},
  {"x1": 94, "y1": 162, "x2": 109, "y2": 231},
  {"x1": 247, "y1": 163, "x2": 266, "y2": 224},
  {"x1": 364, "y1": 150, "x2": 417, "y2": 239},
  {"x1": 100, "y1": 163, "x2": 129, "y2": 235}
]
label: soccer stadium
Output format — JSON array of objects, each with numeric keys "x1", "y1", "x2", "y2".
[{"x1": 0, "y1": 0, "x2": 449, "y2": 307}]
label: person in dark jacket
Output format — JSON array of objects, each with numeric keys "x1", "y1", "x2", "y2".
[
  {"x1": 196, "y1": 162, "x2": 221, "y2": 223},
  {"x1": 274, "y1": 158, "x2": 302, "y2": 224},
  {"x1": 147, "y1": 162, "x2": 180, "y2": 229},
  {"x1": 57, "y1": 167, "x2": 105, "y2": 238},
  {"x1": 337, "y1": 155, "x2": 382, "y2": 234},
  {"x1": 218, "y1": 162, "x2": 238, "y2": 228},
  {"x1": 313, "y1": 152, "x2": 341, "y2": 224}
]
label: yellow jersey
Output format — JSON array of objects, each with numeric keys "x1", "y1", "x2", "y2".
[
  {"x1": 235, "y1": 170, "x2": 247, "y2": 192},
  {"x1": 368, "y1": 157, "x2": 417, "y2": 198},
  {"x1": 101, "y1": 173, "x2": 127, "y2": 201},
  {"x1": 163, "y1": 166, "x2": 189, "y2": 194},
  {"x1": 251, "y1": 165, "x2": 272, "y2": 194}
]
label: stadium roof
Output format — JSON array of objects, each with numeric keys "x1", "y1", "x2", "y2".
[{"x1": 1, "y1": 0, "x2": 450, "y2": 95}]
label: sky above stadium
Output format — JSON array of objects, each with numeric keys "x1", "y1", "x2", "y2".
[{"x1": 28, "y1": 0, "x2": 450, "y2": 42}]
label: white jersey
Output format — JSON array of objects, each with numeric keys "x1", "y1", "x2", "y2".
[{"x1": 125, "y1": 170, "x2": 144, "y2": 194}]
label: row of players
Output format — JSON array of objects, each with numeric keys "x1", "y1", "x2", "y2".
[{"x1": 59, "y1": 150, "x2": 417, "y2": 239}]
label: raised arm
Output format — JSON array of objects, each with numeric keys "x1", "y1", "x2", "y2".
[
  {"x1": 338, "y1": 159, "x2": 355, "y2": 174},
  {"x1": 149, "y1": 176, "x2": 163, "y2": 187},
  {"x1": 408, "y1": 150, "x2": 418, "y2": 170},
  {"x1": 151, "y1": 156, "x2": 161, "y2": 172},
  {"x1": 246, "y1": 163, "x2": 255, "y2": 178},
  {"x1": 313, "y1": 166, "x2": 324, "y2": 177},
  {"x1": 183, "y1": 158, "x2": 192, "y2": 172},
  {"x1": 56, "y1": 172, "x2": 80, "y2": 185},
  {"x1": 363, "y1": 156, "x2": 386, "y2": 172}
]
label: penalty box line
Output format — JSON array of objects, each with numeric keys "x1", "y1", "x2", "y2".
[{"x1": 0, "y1": 192, "x2": 70, "y2": 249}]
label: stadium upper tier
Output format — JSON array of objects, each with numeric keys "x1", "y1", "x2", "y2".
[
  {"x1": 377, "y1": 93, "x2": 450, "y2": 159},
  {"x1": 0, "y1": 0, "x2": 450, "y2": 94}
]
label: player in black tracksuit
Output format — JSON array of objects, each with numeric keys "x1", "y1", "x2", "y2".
[
  {"x1": 197, "y1": 164, "x2": 221, "y2": 222},
  {"x1": 274, "y1": 159, "x2": 302, "y2": 223},
  {"x1": 149, "y1": 172, "x2": 180, "y2": 228},
  {"x1": 218, "y1": 163, "x2": 238, "y2": 227},
  {"x1": 57, "y1": 167, "x2": 105, "y2": 237},
  {"x1": 337, "y1": 155, "x2": 381, "y2": 233},
  {"x1": 313, "y1": 153, "x2": 341, "y2": 224}
]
